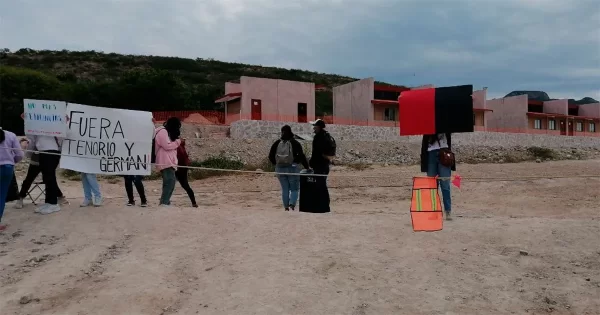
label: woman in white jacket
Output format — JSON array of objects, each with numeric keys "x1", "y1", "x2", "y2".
[{"x1": 26, "y1": 135, "x2": 64, "y2": 214}]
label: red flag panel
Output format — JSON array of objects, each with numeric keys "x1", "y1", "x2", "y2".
[{"x1": 399, "y1": 88, "x2": 435, "y2": 136}]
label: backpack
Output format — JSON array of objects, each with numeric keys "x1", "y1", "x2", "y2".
[
  {"x1": 324, "y1": 132, "x2": 337, "y2": 157},
  {"x1": 275, "y1": 140, "x2": 294, "y2": 166},
  {"x1": 177, "y1": 144, "x2": 191, "y2": 166}
]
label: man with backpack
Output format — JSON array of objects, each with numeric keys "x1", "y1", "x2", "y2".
[
  {"x1": 306, "y1": 119, "x2": 336, "y2": 212},
  {"x1": 309, "y1": 119, "x2": 336, "y2": 176},
  {"x1": 268, "y1": 125, "x2": 309, "y2": 211}
]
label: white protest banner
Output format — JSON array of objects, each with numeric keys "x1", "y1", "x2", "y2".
[
  {"x1": 23, "y1": 99, "x2": 68, "y2": 137},
  {"x1": 60, "y1": 103, "x2": 154, "y2": 175}
]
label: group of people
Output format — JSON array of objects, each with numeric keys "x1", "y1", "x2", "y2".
[
  {"x1": 267, "y1": 119, "x2": 455, "y2": 220},
  {"x1": 0, "y1": 117, "x2": 198, "y2": 231},
  {"x1": 0, "y1": 116, "x2": 456, "y2": 231}
]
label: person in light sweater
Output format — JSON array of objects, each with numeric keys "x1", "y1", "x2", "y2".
[
  {"x1": 26, "y1": 135, "x2": 64, "y2": 214},
  {"x1": 0, "y1": 128, "x2": 24, "y2": 231},
  {"x1": 154, "y1": 117, "x2": 182, "y2": 206}
]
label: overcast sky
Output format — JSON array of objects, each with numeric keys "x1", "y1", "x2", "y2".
[{"x1": 2, "y1": 0, "x2": 599, "y2": 99}]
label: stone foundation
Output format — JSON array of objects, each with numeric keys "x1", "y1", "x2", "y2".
[{"x1": 229, "y1": 120, "x2": 600, "y2": 148}]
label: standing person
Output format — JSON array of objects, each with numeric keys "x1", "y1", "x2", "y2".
[
  {"x1": 420, "y1": 133, "x2": 455, "y2": 221},
  {"x1": 308, "y1": 119, "x2": 336, "y2": 211},
  {"x1": 27, "y1": 135, "x2": 64, "y2": 214},
  {"x1": 14, "y1": 139, "x2": 68, "y2": 209},
  {"x1": 124, "y1": 175, "x2": 147, "y2": 207},
  {"x1": 175, "y1": 138, "x2": 198, "y2": 207},
  {"x1": 80, "y1": 173, "x2": 102, "y2": 207},
  {"x1": 0, "y1": 128, "x2": 24, "y2": 231},
  {"x1": 269, "y1": 125, "x2": 309, "y2": 211},
  {"x1": 154, "y1": 117, "x2": 182, "y2": 207}
]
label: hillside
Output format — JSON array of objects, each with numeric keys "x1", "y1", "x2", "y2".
[
  {"x1": 505, "y1": 90, "x2": 599, "y2": 105},
  {"x1": 0, "y1": 48, "x2": 389, "y2": 133}
]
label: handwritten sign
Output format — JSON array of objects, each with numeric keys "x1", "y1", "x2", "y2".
[
  {"x1": 23, "y1": 99, "x2": 68, "y2": 137},
  {"x1": 59, "y1": 103, "x2": 154, "y2": 175}
]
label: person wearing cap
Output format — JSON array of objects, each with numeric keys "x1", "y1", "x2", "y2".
[
  {"x1": 309, "y1": 119, "x2": 334, "y2": 175},
  {"x1": 307, "y1": 119, "x2": 336, "y2": 211}
]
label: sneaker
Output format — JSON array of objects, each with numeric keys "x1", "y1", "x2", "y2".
[
  {"x1": 40, "y1": 204, "x2": 61, "y2": 215},
  {"x1": 93, "y1": 197, "x2": 103, "y2": 207},
  {"x1": 192, "y1": 204, "x2": 198, "y2": 208},
  {"x1": 35, "y1": 204, "x2": 49, "y2": 213},
  {"x1": 159, "y1": 204, "x2": 171, "y2": 208},
  {"x1": 80, "y1": 199, "x2": 92, "y2": 207},
  {"x1": 140, "y1": 202, "x2": 148, "y2": 208},
  {"x1": 289, "y1": 205, "x2": 296, "y2": 211},
  {"x1": 284, "y1": 208, "x2": 289, "y2": 211},
  {"x1": 445, "y1": 212, "x2": 453, "y2": 221},
  {"x1": 127, "y1": 201, "x2": 135, "y2": 206},
  {"x1": 58, "y1": 196, "x2": 70, "y2": 205},
  {"x1": 14, "y1": 198, "x2": 24, "y2": 209}
]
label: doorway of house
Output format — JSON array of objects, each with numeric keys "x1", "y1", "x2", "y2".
[
  {"x1": 567, "y1": 120, "x2": 574, "y2": 136},
  {"x1": 251, "y1": 99, "x2": 262, "y2": 120},
  {"x1": 559, "y1": 120, "x2": 566, "y2": 135},
  {"x1": 297, "y1": 103, "x2": 307, "y2": 123}
]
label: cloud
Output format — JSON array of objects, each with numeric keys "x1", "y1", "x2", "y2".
[{"x1": 1, "y1": 0, "x2": 598, "y2": 99}]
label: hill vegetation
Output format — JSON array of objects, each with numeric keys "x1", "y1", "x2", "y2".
[{"x1": 0, "y1": 48, "x2": 377, "y2": 133}]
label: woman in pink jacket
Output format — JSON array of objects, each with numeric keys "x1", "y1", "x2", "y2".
[{"x1": 154, "y1": 117, "x2": 182, "y2": 206}]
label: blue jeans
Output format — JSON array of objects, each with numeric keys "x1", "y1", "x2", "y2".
[
  {"x1": 427, "y1": 150, "x2": 452, "y2": 212},
  {"x1": 160, "y1": 168, "x2": 176, "y2": 205},
  {"x1": 276, "y1": 165, "x2": 300, "y2": 208},
  {"x1": 0, "y1": 165, "x2": 15, "y2": 223},
  {"x1": 81, "y1": 173, "x2": 102, "y2": 201}
]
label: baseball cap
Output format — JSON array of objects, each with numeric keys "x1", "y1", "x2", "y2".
[{"x1": 310, "y1": 119, "x2": 326, "y2": 128}]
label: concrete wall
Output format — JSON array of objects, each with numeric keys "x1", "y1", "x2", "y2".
[
  {"x1": 579, "y1": 103, "x2": 600, "y2": 118},
  {"x1": 543, "y1": 99, "x2": 568, "y2": 115},
  {"x1": 229, "y1": 120, "x2": 600, "y2": 145},
  {"x1": 225, "y1": 82, "x2": 241, "y2": 94},
  {"x1": 485, "y1": 95, "x2": 528, "y2": 131},
  {"x1": 239, "y1": 76, "x2": 315, "y2": 122},
  {"x1": 332, "y1": 78, "x2": 374, "y2": 125}
]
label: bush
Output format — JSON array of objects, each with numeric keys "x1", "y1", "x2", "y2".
[
  {"x1": 527, "y1": 147, "x2": 556, "y2": 160},
  {"x1": 188, "y1": 155, "x2": 244, "y2": 180}
]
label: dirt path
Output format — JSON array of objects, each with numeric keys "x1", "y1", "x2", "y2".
[{"x1": 1, "y1": 160, "x2": 599, "y2": 315}]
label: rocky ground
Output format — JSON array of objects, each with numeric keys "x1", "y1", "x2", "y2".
[{"x1": 182, "y1": 137, "x2": 599, "y2": 167}]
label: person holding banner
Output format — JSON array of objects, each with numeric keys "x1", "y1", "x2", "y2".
[
  {"x1": 154, "y1": 117, "x2": 182, "y2": 206},
  {"x1": 15, "y1": 139, "x2": 68, "y2": 209},
  {"x1": 123, "y1": 175, "x2": 148, "y2": 207},
  {"x1": 0, "y1": 128, "x2": 25, "y2": 231},
  {"x1": 26, "y1": 135, "x2": 64, "y2": 214},
  {"x1": 80, "y1": 173, "x2": 103, "y2": 207}
]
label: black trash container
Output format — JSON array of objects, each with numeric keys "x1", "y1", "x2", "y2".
[{"x1": 299, "y1": 171, "x2": 330, "y2": 213}]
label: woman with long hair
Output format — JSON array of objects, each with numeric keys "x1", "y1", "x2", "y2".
[
  {"x1": 268, "y1": 125, "x2": 309, "y2": 211},
  {"x1": 0, "y1": 128, "x2": 25, "y2": 230},
  {"x1": 154, "y1": 117, "x2": 182, "y2": 206},
  {"x1": 420, "y1": 133, "x2": 455, "y2": 220}
]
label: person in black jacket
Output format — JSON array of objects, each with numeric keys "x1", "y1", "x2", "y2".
[
  {"x1": 309, "y1": 119, "x2": 333, "y2": 175},
  {"x1": 421, "y1": 133, "x2": 456, "y2": 220},
  {"x1": 268, "y1": 125, "x2": 309, "y2": 211}
]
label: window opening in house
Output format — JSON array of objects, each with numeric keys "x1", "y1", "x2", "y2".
[
  {"x1": 534, "y1": 119, "x2": 542, "y2": 129},
  {"x1": 590, "y1": 122, "x2": 596, "y2": 133},
  {"x1": 384, "y1": 107, "x2": 398, "y2": 121},
  {"x1": 576, "y1": 122, "x2": 583, "y2": 132},
  {"x1": 548, "y1": 120, "x2": 556, "y2": 130}
]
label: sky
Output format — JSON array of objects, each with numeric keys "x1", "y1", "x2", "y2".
[{"x1": 1, "y1": 0, "x2": 599, "y2": 100}]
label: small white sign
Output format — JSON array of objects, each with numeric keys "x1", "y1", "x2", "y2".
[{"x1": 23, "y1": 99, "x2": 68, "y2": 137}]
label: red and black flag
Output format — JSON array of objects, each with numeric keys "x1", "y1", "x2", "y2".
[{"x1": 398, "y1": 85, "x2": 474, "y2": 136}]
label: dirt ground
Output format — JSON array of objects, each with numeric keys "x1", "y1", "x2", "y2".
[{"x1": 1, "y1": 160, "x2": 599, "y2": 315}]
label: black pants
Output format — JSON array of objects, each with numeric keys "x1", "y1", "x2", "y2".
[
  {"x1": 124, "y1": 175, "x2": 147, "y2": 203},
  {"x1": 175, "y1": 168, "x2": 197, "y2": 205},
  {"x1": 39, "y1": 151, "x2": 61, "y2": 205},
  {"x1": 18, "y1": 163, "x2": 65, "y2": 199}
]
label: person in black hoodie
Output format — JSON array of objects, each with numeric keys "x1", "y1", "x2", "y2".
[
  {"x1": 420, "y1": 133, "x2": 456, "y2": 220},
  {"x1": 268, "y1": 125, "x2": 309, "y2": 211}
]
